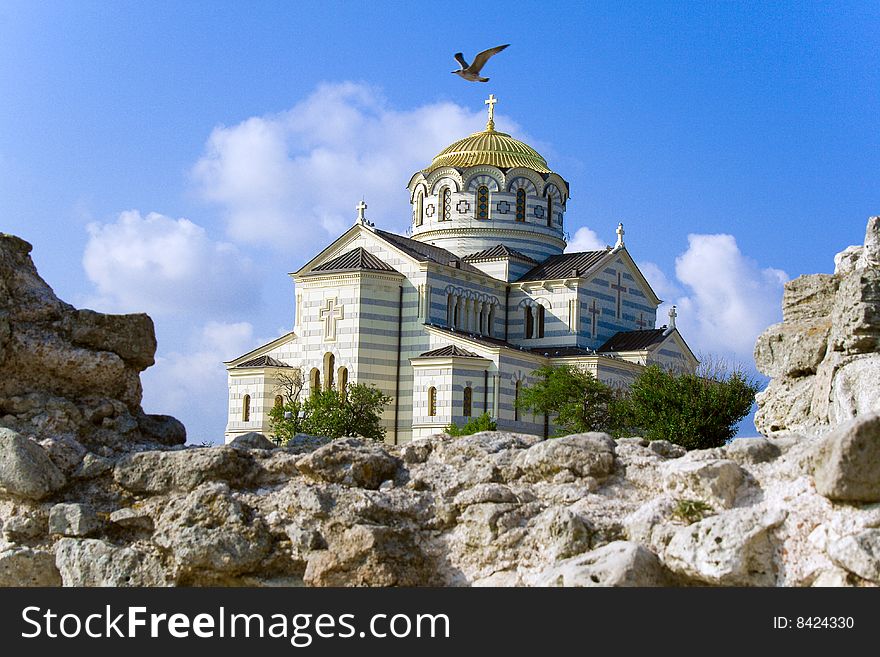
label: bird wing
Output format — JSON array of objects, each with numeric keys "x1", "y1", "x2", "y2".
[
  {"x1": 468, "y1": 44, "x2": 509, "y2": 73},
  {"x1": 453, "y1": 52, "x2": 469, "y2": 69}
]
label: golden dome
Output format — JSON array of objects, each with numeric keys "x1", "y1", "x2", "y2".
[{"x1": 427, "y1": 126, "x2": 551, "y2": 173}]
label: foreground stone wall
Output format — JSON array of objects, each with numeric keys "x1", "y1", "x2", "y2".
[{"x1": 1, "y1": 224, "x2": 879, "y2": 587}]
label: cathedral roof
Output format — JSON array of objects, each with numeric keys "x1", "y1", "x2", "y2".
[
  {"x1": 462, "y1": 244, "x2": 537, "y2": 264},
  {"x1": 516, "y1": 250, "x2": 609, "y2": 281},
  {"x1": 374, "y1": 229, "x2": 481, "y2": 273},
  {"x1": 312, "y1": 247, "x2": 398, "y2": 274},
  {"x1": 417, "y1": 344, "x2": 484, "y2": 358},
  {"x1": 427, "y1": 126, "x2": 551, "y2": 173},
  {"x1": 235, "y1": 355, "x2": 292, "y2": 369},
  {"x1": 597, "y1": 329, "x2": 668, "y2": 353}
]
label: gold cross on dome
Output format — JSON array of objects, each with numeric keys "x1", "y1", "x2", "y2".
[{"x1": 485, "y1": 94, "x2": 497, "y2": 130}]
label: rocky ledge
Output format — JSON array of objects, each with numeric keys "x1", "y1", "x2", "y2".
[{"x1": 1, "y1": 220, "x2": 879, "y2": 587}]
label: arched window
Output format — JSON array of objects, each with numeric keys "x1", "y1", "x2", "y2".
[
  {"x1": 428, "y1": 387, "x2": 437, "y2": 417},
  {"x1": 546, "y1": 194, "x2": 553, "y2": 227},
  {"x1": 454, "y1": 297, "x2": 460, "y2": 328},
  {"x1": 323, "y1": 352, "x2": 335, "y2": 390},
  {"x1": 487, "y1": 305, "x2": 495, "y2": 337},
  {"x1": 337, "y1": 366, "x2": 348, "y2": 393},
  {"x1": 440, "y1": 187, "x2": 451, "y2": 221},
  {"x1": 524, "y1": 306, "x2": 533, "y2": 339},
  {"x1": 447, "y1": 293, "x2": 455, "y2": 327},
  {"x1": 462, "y1": 386, "x2": 472, "y2": 417},
  {"x1": 310, "y1": 368, "x2": 321, "y2": 396},
  {"x1": 415, "y1": 191, "x2": 424, "y2": 226},
  {"x1": 515, "y1": 188, "x2": 526, "y2": 222},
  {"x1": 274, "y1": 395, "x2": 283, "y2": 409},
  {"x1": 476, "y1": 185, "x2": 489, "y2": 220},
  {"x1": 514, "y1": 381, "x2": 521, "y2": 421},
  {"x1": 242, "y1": 394, "x2": 251, "y2": 422},
  {"x1": 536, "y1": 304, "x2": 545, "y2": 338}
]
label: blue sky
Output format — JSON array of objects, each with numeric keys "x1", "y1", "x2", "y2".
[{"x1": 1, "y1": 1, "x2": 877, "y2": 441}]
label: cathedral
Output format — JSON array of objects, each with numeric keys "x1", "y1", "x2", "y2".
[{"x1": 224, "y1": 96, "x2": 697, "y2": 444}]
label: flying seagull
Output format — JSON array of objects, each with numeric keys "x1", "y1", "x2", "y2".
[{"x1": 452, "y1": 44, "x2": 509, "y2": 82}]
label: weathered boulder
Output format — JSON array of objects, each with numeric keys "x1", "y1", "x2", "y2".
[
  {"x1": 662, "y1": 507, "x2": 786, "y2": 586},
  {"x1": 55, "y1": 538, "x2": 169, "y2": 586},
  {"x1": 535, "y1": 541, "x2": 670, "y2": 587},
  {"x1": 295, "y1": 438, "x2": 401, "y2": 490},
  {"x1": 152, "y1": 483, "x2": 272, "y2": 578},
  {"x1": 813, "y1": 413, "x2": 880, "y2": 503},
  {"x1": 304, "y1": 524, "x2": 435, "y2": 587},
  {"x1": 67, "y1": 309, "x2": 157, "y2": 370},
  {"x1": 136, "y1": 413, "x2": 186, "y2": 446},
  {"x1": 109, "y1": 507, "x2": 155, "y2": 531},
  {"x1": 510, "y1": 433, "x2": 617, "y2": 483},
  {"x1": 755, "y1": 217, "x2": 880, "y2": 437},
  {"x1": 2, "y1": 514, "x2": 46, "y2": 541},
  {"x1": 661, "y1": 455, "x2": 745, "y2": 509},
  {"x1": 0, "y1": 547, "x2": 62, "y2": 586},
  {"x1": 826, "y1": 529, "x2": 880, "y2": 583},
  {"x1": 229, "y1": 432, "x2": 277, "y2": 450},
  {"x1": 0, "y1": 427, "x2": 66, "y2": 499},
  {"x1": 114, "y1": 447, "x2": 258, "y2": 494},
  {"x1": 724, "y1": 437, "x2": 781, "y2": 465},
  {"x1": 49, "y1": 503, "x2": 100, "y2": 537}
]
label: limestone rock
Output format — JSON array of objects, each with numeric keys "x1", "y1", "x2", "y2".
[
  {"x1": 535, "y1": 541, "x2": 670, "y2": 587},
  {"x1": 2, "y1": 514, "x2": 46, "y2": 541},
  {"x1": 781, "y1": 273, "x2": 838, "y2": 323},
  {"x1": 55, "y1": 538, "x2": 169, "y2": 586},
  {"x1": 813, "y1": 413, "x2": 880, "y2": 503},
  {"x1": 754, "y1": 320, "x2": 829, "y2": 378},
  {"x1": 830, "y1": 268, "x2": 880, "y2": 354},
  {"x1": 114, "y1": 447, "x2": 258, "y2": 494},
  {"x1": 109, "y1": 507, "x2": 155, "y2": 531},
  {"x1": 663, "y1": 507, "x2": 785, "y2": 586},
  {"x1": 152, "y1": 483, "x2": 272, "y2": 578},
  {"x1": 526, "y1": 506, "x2": 593, "y2": 561},
  {"x1": 68, "y1": 308, "x2": 157, "y2": 370},
  {"x1": 827, "y1": 529, "x2": 880, "y2": 583},
  {"x1": 295, "y1": 437, "x2": 401, "y2": 490},
  {"x1": 862, "y1": 215, "x2": 880, "y2": 268},
  {"x1": 229, "y1": 432, "x2": 277, "y2": 450},
  {"x1": 0, "y1": 547, "x2": 62, "y2": 586},
  {"x1": 304, "y1": 524, "x2": 435, "y2": 587},
  {"x1": 724, "y1": 437, "x2": 781, "y2": 465},
  {"x1": 0, "y1": 427, "x2": 66, "y2": 499},
  {"x1": 511, "y1": 433, "x2": 617, "y2": 483},
  {"x1": 136, "y1": 413, "x2": 186, "y2": 446},
  {"x1": 661, "y1": 455, "x2": 744, "y2": 509},
  {"x1": 49, "y1": 503, "x2": 100, "y2": 537},
  {"x1": 829, "y1": 355, "x2": 880, "y2": 425}
]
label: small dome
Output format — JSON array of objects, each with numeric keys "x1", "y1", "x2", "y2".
[{"x1": 427, "y1": 127, "x2": 551, "y2": 173}]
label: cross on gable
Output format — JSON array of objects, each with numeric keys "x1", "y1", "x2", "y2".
[
  {"x1": 356, "y1": 200, "x2": 367, "y2": 223},
  {"x1": 319, "y1": 298, "x2": 344, "y2": 341},
  {"x1": 588, "y1": 299, "x2": 600, "y2": 337},
  {"x1": 610, "y1": 272, "x2": 628, "y2": 318},
  {"x1": 636, "y1": 312, "x2": 648, "y2": 329}
]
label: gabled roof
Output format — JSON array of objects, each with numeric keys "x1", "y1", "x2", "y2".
[
  {"x1": 417, "y1": 344, "x2": 484, "y2": 358},
  {"x1": 235, "y1": 355, "x2": 292, "y2": 369},
  {"x1": 224, "y1": 331, "x2": 297, "y2": 368},
  {"x1": 516, "y1": 250, "x2": 608, "y2": 282},
  {"x1": 597, "y1": 329, "x2": 668, "y2": 353},
  {"x1": 311, "y1": 246, "x2": 398, "y2": 274},
  {"x1": 463, "y1": 244, "x2": 537, "y2": 264},
  {"x1": 373, "y1": 229, "x2": 482, "y2": 273},
  {"x1": 528, "y1": 346, "x2": 595, "y2": 357}
]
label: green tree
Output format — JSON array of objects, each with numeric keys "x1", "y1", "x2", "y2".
[
  {"x1": 446, "y1": 412, "x2": 497, "y2": 437},
  {"x1": 516, "y1": 365, "x2": 628, "y2": 436},
  {"x1": 626, "y1": 363, "x2": 759, "y2": 450},
  {"x1": 302, "y1": 383, "x2": 392, "y2": 442}
]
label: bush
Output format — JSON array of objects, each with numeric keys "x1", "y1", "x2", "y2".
[
  {"x1": 445, "y1": 412, "x2": 497, "y2": 436},
  {"x1": 516, "y1": 365, "x2": 628, "y2": 436},
  {"x1": 626, "y1": 364, "x2": 759, "y2": 450},
  {"x1": 269, "y1": 383, "x2": 391, "y2": 444}
]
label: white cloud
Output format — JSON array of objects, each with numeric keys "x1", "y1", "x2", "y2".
[
  {"x1": 638, "y1": 261, "x2": 682, "y2": 302},
  {"x1": 83, "y1": 210, "x2": 257, "y2": 316},
  {"x1": 671, "y1": 234, "x2": 787, "y2": 361},
  {"x1": 141, "y1": 321, "x2": 260, "y2": 444},
  {"x1": 565, "y1": 226, "x2": 606, "y2": 252},
  {"x1": 192, "y1": 82, "x2": 524, "y2": 252}
]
